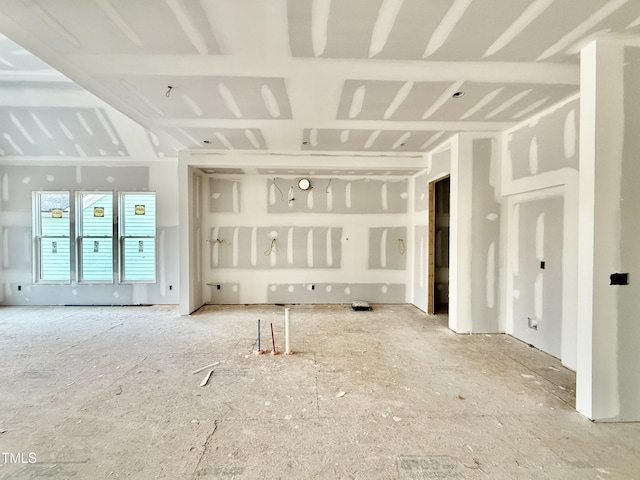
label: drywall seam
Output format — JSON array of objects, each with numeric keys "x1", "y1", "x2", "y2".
[
  {"x1": 502, "y1": 168, "x2": 577, "y2": 197},
  {"x1": 486, "y1": 241, "x2": 495, "y2": 309},
  {"x1": 307, "y1": 229, "x2": 314, "y2": 267},
  {"x1": 251, "y1": 227, "x2": 258, "y2": 266},
  {"x1": 504, "y1": 92, "x2": 581, "y2": 138},
  {"x1": 287, "y1": 227, "x2": 294, "y2": 264}
]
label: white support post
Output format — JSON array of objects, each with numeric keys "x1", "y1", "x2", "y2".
[{"x1": 284, "y1": 307, "x2": 292, "y2": 355}]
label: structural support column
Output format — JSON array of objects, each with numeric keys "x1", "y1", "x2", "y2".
[
  {"x1": 178, "y1": 161, "x2": 204, "y2": 315},
  {"x1": 449, "y1": 135, "x2": 468, "y2": 332},
  {"x1": 450, "y1": 133, "x2": 501, "y2": 334},
  {"x1": 178, "y1": 161, "x2": 192, "y2": 315},
  {"x1": 577, "y1": 38, "x2": 640, "y2": 421}
]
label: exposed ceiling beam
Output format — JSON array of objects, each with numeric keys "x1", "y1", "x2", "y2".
[
  {"x1": 154, "y1": 118, "x2": 515, "y2": 131},
  {"x1": 69, "y1": 55, "x2": 580, "y2": 85},
  {"x1": 179, "y1": 151, "x2": 429, "y2": 168}
]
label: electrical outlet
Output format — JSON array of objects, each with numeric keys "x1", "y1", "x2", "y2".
[
  {"x1": 311, "y1": 284, "x2": 315, "y2": 290},
  {"x1": 217, "y1": 284, "x2": 221, "y2": 290},
  {"x1": 540, "y1": 261, "x2": 545, "y2": 269},
  {"x1": 17, "y1": 285, "x2": 22, "y2": 291},
  {"x1": 169, "y1": 285, "x2": 173, "y2": 290}
]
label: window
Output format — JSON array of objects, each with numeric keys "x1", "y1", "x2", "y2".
[
  {"x1": 32, "y1": 191, "x2": 155, "y2": 285},
  {"x1": 77, "y1": 192, "x2": 114, "y2": 283},
  {"x1": 119, "y1": 192, "x2": 156, "y2": 282},
  {"x1": 33, "y1": 192, "x2": 71, "y2": 283}
]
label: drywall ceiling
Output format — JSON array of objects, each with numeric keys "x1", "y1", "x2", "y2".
[{"x1": 0, "y1": 0, "x2": 639, "y2": 170}]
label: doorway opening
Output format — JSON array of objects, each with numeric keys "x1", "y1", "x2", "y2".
[{"x1": 429, "y1": 176, "x2": 450, "y2": 314}]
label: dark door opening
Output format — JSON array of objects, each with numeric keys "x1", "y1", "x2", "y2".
[{"x1": 429, "y1": 177, "x2": 450, "y2": 314}]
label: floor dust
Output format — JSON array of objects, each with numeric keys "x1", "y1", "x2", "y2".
[{"x1": 1, "y1": 304, "x2": 639, "y2": 479}]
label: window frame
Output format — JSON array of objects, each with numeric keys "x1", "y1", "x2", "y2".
[
  {"x1": 32, "y1": 191, "x2": 72, "y2": 284},
  {"x1": 118, "y1": 191, "x2": 157, "y2": 284},
  {"x1": 76, "y1": 191, "x2": 115, "y2": 284}
]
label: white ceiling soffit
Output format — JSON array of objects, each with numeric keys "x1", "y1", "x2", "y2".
[
  {"x1": 0, "y1": 0, "x2": 639, "y2": 168},
  {"x1": 0, "y1": 33, "x2": 178, "y2": 160}
]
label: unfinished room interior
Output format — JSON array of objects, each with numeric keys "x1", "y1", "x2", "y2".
[{"x1": 1, "y1": 0, "x2": 640, "y2": 478}]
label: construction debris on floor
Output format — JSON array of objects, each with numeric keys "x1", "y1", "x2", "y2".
[{"x1": 1, "y1": 304, "x2": 639, "y2": 479}]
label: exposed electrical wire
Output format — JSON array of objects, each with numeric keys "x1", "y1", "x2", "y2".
[
  {"x1": 288, "y1": 186, "x2": 295, "y2": 204},
  {"x1": 272, "y1": 178, "x2": 283, "y2": 201},
  {"x1": 165, "y1": 85, "x2": 173, "y2": 97},
  {"x1": 326, "y1": 178, "x2": 332, "y2": 193},
  {"x1": 207, "y1": 237, "x2": 229, "y2": 245},
  {"x1": 264, "y1": 238, "x2": 277, "y2": 256},
  {"x1": 398, "y1": 238, "x2": 405, "y2": 254}
]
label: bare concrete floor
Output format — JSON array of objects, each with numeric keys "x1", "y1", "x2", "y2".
[{"x1": 1, "y1": 304, "x2": 639, "y2": 479}]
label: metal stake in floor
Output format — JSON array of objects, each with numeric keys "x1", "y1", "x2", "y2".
[{"x1": 255, "y1": 319, "x2": 265, "y2": 355}]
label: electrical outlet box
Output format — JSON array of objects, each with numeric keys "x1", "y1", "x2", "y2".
[
  {"x1": 610, "y1": 273, "x2": 629, "y2": 285},
  {"x1": 540, "y1": 261, "x2": 545, "y2": 269}
]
